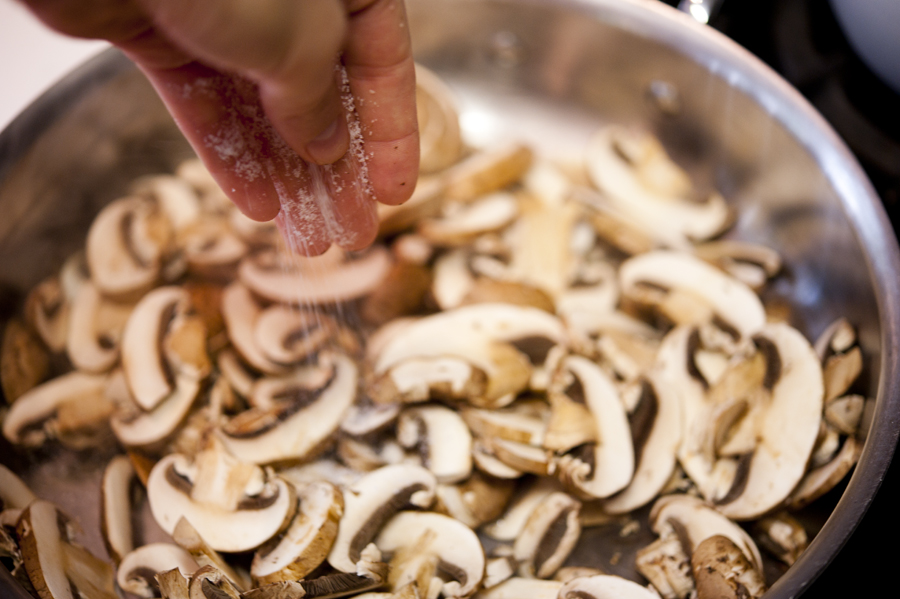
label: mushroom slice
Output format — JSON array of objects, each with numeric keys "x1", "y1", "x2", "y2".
[
  {"x1": 121, "y1": 286, "x2": 209, "y2": 412},
  {"x1": 555, "y1": 356, "x2": 635, "y2": 499},
  {"x1": 462, "y1": 406, "x2": 546, "y2": 446},
  {"x1": 218, "y1": 353, "x2": 357, "y2": 464},
  {"x1": 375, "y1": 511, "x2": 485, "y2": 598},
  {"x1": 513, "y1": 492, "x2": 581, "y2": 579},
  {"x1": 482, "y1": 477, "x2": 563, "y2": 541},
  {"x1": 157, "y1": 568, "x2": 191, "y2": 599},
  {"x1": 117, "y1": 543, "x2": 199, "y2": 598},
  {"x1": 619, "y1": 250, "x2": 765, "y2": 339},
  {"x1": 823, "y1": 345, "x2": 863, "y2": 402},
  {"x1": 100, "y1": 455, "x2": 136, "y2": 564},
  {"x1": 0, "y1": 464, "x2": 37, "y2": 510},
  {"x1": 221, "y1": 283, "x2": 286, "y2": 375},
  {"x1": 1, "y1": 318, "x2": 49, "y2": 403},
  {"x1": 378, "y1": 175, "x2": 446, "y2": 236},
  {"x1": 2, "y1": 371, "x2": 108, "y2": 447},
  {"x1": 558, "y1": 575, "x2": 661, "y2": 599},
  {"x1": 398, "y1": 405, "x2": 473, "y2": 483},
  {"x1": 471, "y1": 442, "x2": 525, "y2": 480},
  {"x1": 253, "y1": 305, "x2": 337, "y2": 366},
  {"x1": 66, "y1": 281, "x2": 134, "y2": 373},
  {"x1": 239, "y1": 246, "x2": 392, "y2": 305},
  {"x1": 443, "y1": 142, "x2": 534, "y2": 203},
  {"x1": 24, "y1": 276, "x2": 71, "y2": 353},
  {"x1": 751, "y1": 512, "x2": 808, "y2": 566},
  {"x1": 17, "y1": 500, "x2": 117, "y2": 599},
  {"x1": 585, "y1": 126, "x2": 731, "y2": 247},
  {"x1": 181, "y1": 219, "x2": 249, "y2": 279},
  {"x1": 787, "y1": 435, "x2": 862, "y2": 509},
  {"x1": 110, "y1": 371, "x2": 202, "y2": 448},
  {"x1": 371, "y1": 355, "x2": 492, "y2": 406},
  {"x1": 341, "y1": 400, "x2": 401, "y2": 437},
  {"x1": 416, "y1": 63, "x2": 463, "y2": 174},
  {"x1": 552, "y1": 567, "x2": 606, "y2": 583},
  {"x1": 419, "y1": 193, "x2": 519, "y2": 246},
  {"x1": 172, "y1": 518, "x2": 250, "y2": 590},
  {"x1": 188, "y1": 565, "x2": 242, "y2": 599},
  {"x1": 146, "y1": 443, "x2": 295, "y2": 552},
  {"x1": 474, "y1": 578, "x2": 562, "y2": 599},
  {"x1": 603, "y1": 376, "x2": 681, "y2": 514},
  {"x1": 434, "y1": 472, "x2": 515, "y2": 529},
  {"x1": 693, "y1": 240, "x2": 781, "y2": 290},
  {"x1": 247, "y1": 551, "x2": 387, "y2": 599},
  {"x1": 482, "y1": 437, "x2": 556, "y2": 476},
  {"x1": 86, "y1": 196, "x2": 169, "y2": 300},
  {"x1": 825, "y1": 394, "x2": 865, "y2": 435},
  {"x1": 690, "y1": 535, "x2": 766, "y2": 599},
  {"x1": 252, "y1": 481, "x2": 344, "y2": 584},
  {"x1": 327, "y1": 464, "x2": 437, "y2": 573}
]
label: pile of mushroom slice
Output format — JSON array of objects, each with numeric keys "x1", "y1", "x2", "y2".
[{"x1": 0, "y1": 65, "x2": 870, "y2": 599}]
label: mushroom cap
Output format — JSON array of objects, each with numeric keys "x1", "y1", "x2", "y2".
[
  {"x1": 116, "y1": 543, "x2": 199, "y2": 598},
  {"x1": 558, "y1": 575, "x2": 660, "y2": 599}
]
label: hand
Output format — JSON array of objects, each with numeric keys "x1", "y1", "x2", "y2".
[{"x1": 21, "y1": 0, "x2": 419, "y2": 254}]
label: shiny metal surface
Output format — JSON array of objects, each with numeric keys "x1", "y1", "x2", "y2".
[{"x1": 1, "y1": 0, "x2": 899, "y2": 597}]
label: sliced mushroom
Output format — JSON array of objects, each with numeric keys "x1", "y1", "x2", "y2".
[
  {"x1": 433, "y1": 472, "x2": 515, "y2": 529},
  {"x1": 555, "y1": 356, "x2": 635, "y2": 499},
  {"x1": 24, "y1": 276, "x2": 72, "y2": 353},
  {"x1": 482, "y1": 477, "x2": 562, "y2": 541},
  {"x1": 443, "y1": 142, "x2": 533, "y2": 203},
  {"x1": 252, "y1": 480, "x2": 344, "y2": 584},
  {"x1": 117, "y1": 543, "x2": 200, "y2": 598},
  {"x1": 462, "y1": 406, "x2": 546, "y2": 446},
  {"x1": 824, "y1": 394, "x2": 865, "y2": 435},
  {"x1": 180, "y1": 219, "x2": 249, "y2": 280},
  {"x1": 188, "y1": 565, "x2": 242, "y2": 599},
  {"x1": 786, "y1": 435, "x2": 862, "y2": 509},
  {"x1": 253, "y1": 305, "x2": 337, "y2": 366},
  {"x1": 110, "y1": 369, "x2": 203, "y2": 448},
  {"x1": 416, "y1": 63, "x2": 463, "y2": 174},
  {"x1": 218, "y1": 353, "x2": 357, "y2": 464},
  {"x1": 690, "y1": 535, "x2": 766, "y2": 599},
  {"x1": 375, "y1": 511, "x2": 485, "y2": 598},
  {"x1": 481, "y1": 437, "x2": 556, "y2": 476},
  {"x1": 171, "y1": 518, "x2": 250, "y2": 590},
  {"x1": 0, "y1": 464, "x2": 37, "y2": 510},
  {"x1": 100, "y1": 455, "x2": 136, "y2": 564},
  {"x1": 328, "y1": 464, "x2": 437, "y2": 573},
  {"x1": 221, "y1": 283, "x2": 286, "y2": 375},
  {"x1": 558, "y1": 574, "x2": 661, "y2": 599},
  {"x1": 239, "y1": 246, "x2": 392, "y2": 305},
  {"x1": 157, "y1": 568, "x2": 191, "y2": 599},
  {"x1": 693, "y1": 240, "x2": 781, "y2": 291},
  {"x1": 419, "y1": 193, "x2": 519, "y2": 246},
  {"x1": 473, "y1": 578, "x2": 562, "y2": 599},
  {"x1": 751, "y1": 512, "x2": 808, "y2": 566},
  {"x1": 823, "y1": 345, "x2": 863, "y2": 402},
  {"x1": 397, "y1": 405, "x2": 473, "y2": 483},
  {"x1": 513, "y1": 491, "x2": 581, "y2": 579},
  {"x1": 146, "y1": 442, "x2": 295, "y2": 552},
  {"x1": 66, "y1": 281, "x2": 134, "y2": 373}
]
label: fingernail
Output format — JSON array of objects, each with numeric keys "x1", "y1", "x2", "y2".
[{"x1": 306, "y1": 118, "x2": 348, "y2": 165}]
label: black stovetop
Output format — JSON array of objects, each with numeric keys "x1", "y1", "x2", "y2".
[{"x1": 663, "y1": 0, "x2": 900, "y2": 596}]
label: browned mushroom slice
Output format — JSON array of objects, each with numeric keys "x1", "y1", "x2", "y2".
[
  {"x1": 117, "y1": 543, "x2": 199, "y2": 598},
  {"x1": 252, "y1": 480, "x2": 344, "y2": 584},
  {"x1": 513, "y1": 491, "x2": 581, "y2": 579},
  {"x1": 327, "y1": 464, "x2": 437, "y2": 573},
  {"x1": 813, "y1": 316, "x2": 857, "y2": 360},
  {"x1": 1, "y1": 318, "x2": 49, "y2": 403},
  {"x1": 690, "y1": 535, "x2": 767, "y2": 599},
  {"x1": 239, "y1": 246, "x2": 392, "y2": 305},
  {"x1": 555, "y1": 356, "x2": 634, "y2": 499},
  {"x1": 172, "y1": 518, "x2": 249, "y2": 590},
  {"x1": 375, "y1": 511, "x2": 485, "y2": 598},
  {"x1": 398, "y1": 405, "x2": 473, "y2": 483},
  {"x1": 17, "y1": 500, "x2": 118, "y2": 599},
  {"x1": 253, "y1": 305, "x2": 337, "y2": 366},
  {"x1": 2, "y1": 371, "x2": 108, "y2": 447},
  {"x1": 443, "y1": 142, "x2": 534, "y2": 203},
  {"x1": 341, "y1": 400, "x2": 401, "y2": 437},
  {"x1": 585, "y1": 126, "x2": 732, "y2": 247},
  {"x1": 693, "y1": 240, "x2": 782, "y2": 291},
  {"x1": 751, "y1": 512, "x2": 808, "y2": 566},
  {"x1": 146, "y1": 441, "x2": 295, "y2": 552},
  {"x1": 100, "y1": 455, "x2": 136, "y2": 564},
  {"x1": 619, "y1": 250, "x2": 766, "y2": 339},
  {"x1": 218, "y1": 353, "x2": 357, "y2": 464},
  {"x1": 0, "y1": 464, "x2": 37, "y2": 511},
  {"x1": 86, "y1": 196, "x2": 170, "y2": 300},
  {"x1": 558, "y1": 574, "x2": 661, "y2": 599},
  {"x1": 157, "y1": 568, "x2": 191, "y2": 599},
  {"x1": 481, "y1": 477, "x2": 562, "y2": 542},
  {"x1": 416, "y1": 63, "x2": 463, "y2": 174}
]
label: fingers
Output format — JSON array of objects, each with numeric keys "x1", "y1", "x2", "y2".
[
  {"x1": 342, "y1": 0, "x2": 420, "y2": 206},
  {"x1": 136, "y1": 0, "x2": 351, "y2": 165}
]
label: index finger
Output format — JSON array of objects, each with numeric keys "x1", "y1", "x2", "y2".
[{"x1": 342, "y1": 0, "x2": 420, "y2": 206}]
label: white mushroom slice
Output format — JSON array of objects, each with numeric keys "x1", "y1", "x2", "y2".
[
  {"x1": 434, "y1": 472, "x2": 515, "y2": 529},
  {"x1": 253, "y1": 306, "x2": 336, "y2": 366},
  {"x1": 461, "y1": 406, "x2": 546, "y2": 446},
  {"x1": 277, "y1": 459, "x2": 363, "y2": 491},
  {"x1": 375, "y1": 511, "x2": 485, "y2": 598},
  {"x1": 24, "y1": 276, "x2": 72, "y2": 353},
  {"x1": 823, "y1": 345, "x2": 863, "y2": 402},
  {"x1": 419, "y1": 193, "x2": 519, "y2": 246},
  {"x1": 690, "y1": 535, "x2": 767, "y2": 599},
  {"x1": 252, "y1": 481, "x2": 344, "y2": 584},
  {"x1": 134, "y1": 174, "x2": 202, "y2": 232},
  {"x1": 327, "y1": 464, "x2": 437, "y2": 573},
  {"x1": 147, "y1": 447, "x2": 294, "y2": 553},
  {"x1": 100, "y1": 455, "x2": 136, "y2": 564},
  {"x1": 17, "y1": 500, "x2": 117, "y2": 599},
  {"x1": 787, "y1": 435, "x2": 862, "y2": 509},
  {"x1": 513, "y1": 492, "x2": 581, "y2": 579},
  {"x1": 86, "y1": 196, "x2": 170, "y2": 299},
  {"x1": 181, "y1": 219, "x2": 248, "y2": 278},
  {"x1": 221, "y1": 283, "x2": 286, "y2": 375},
  {"x1": 443, "y1": 142, "x2": 534, "y2": 203},
  {"x1": 471, "y1": 442, "x2": 525, "y2": 480},
  {"x1": 814, "y1": 317, "x2": 857, "y2": 360},
  {"x1": 558, "y1": 575, "x2": 660, "y2": 599},
  {"x1": 555, "y1": 356, "x2": 635, "y2": 499},
  {"x1": 398, "y1": 405, "x2": 473, "y2": 483},
  {"x1": 120, "y1": 286, "x2": 202, "y2": 411},
  {"x1": 543, "y1": 391, "x2": 597, "y2": 453},
  {"x1": 0, "y1": 464, "x2": 37, "y2": 510},
  {"x1": 825, "y1": 394, "x2": 865, "y2": 435},
  {"x1": 751, "y1": 512, "x2": 808, "y2": 566},
  {"x1": 416, "y1": 63, "x2": 463, "y2": 174},
  {"x1": 341, "y1": 401, "x2": 401, "y2": 437},
  {"x1": 2, "y1": 371, "x2": 107, "y2": 447},
  {"x1": 693, "y1": 240, "x2": 781, "y2": 290},
  {"x1": 432, "y1": 249, "x2": 476, "y2": 311},
  {"x1": 65, "y1": 282, "x2": 132, "y2": 373},
  {"x1": 172, "y1": 518, "x2": 250, "y2": 590},
  {"x1": 239, "y1": 246, "x2": 392, "y2": 305},
  {"x1": 218, "y1": 353, "x2": 357, "y2": 464},
  {"x1": 482, "y1": 477, "x2": 562, "y2": 541},
  {"x1": 117, "y1": 543, "x2": 199, "y2": 598},
  {"x1": 474, "y1": 578, "x2": 562, "y2": 599},
  {"x1": 378, "y1": 175, "x2": 446, "y2": 236},
  {"x1": 585, "y1": 126, "x2": 731, "y2": 247},
  {"x1": 217, "y1": 348, "x2": 257, "y2": 399},
  {"x1": 619, "y1": 251, "x2": 766, "y2": 339},
  {"x1": 603, "y1": 376, "x2": 681, "y2": 514},
  {"x1": 649, "y1": 494, "x2": 763, "y2": 573},
  {"x1": 483, "y1": 556, "x2": 516, "y2": 589},
  {"x1": 110, "y1": 373, "x2": 202, "y2": 447},
  {"x1": 371, "y1": 355, "x2": 491, "y2": 405}
]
